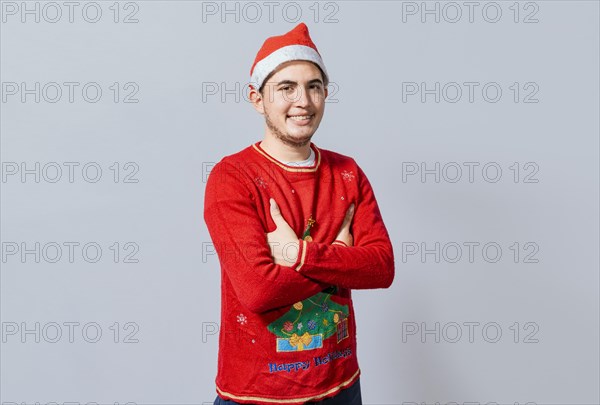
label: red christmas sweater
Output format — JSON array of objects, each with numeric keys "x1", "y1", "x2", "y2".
[{"x1": 203, "y1": 141, "x2": 395, "y2": 404}]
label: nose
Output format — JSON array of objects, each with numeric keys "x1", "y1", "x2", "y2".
[{"x1": 291, "y1": 85, "x2": 311, "y2": 107}]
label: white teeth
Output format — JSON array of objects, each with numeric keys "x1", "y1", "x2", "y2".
[{"x1": 289, "y1": 115, "x2": 313, "y2": 121}]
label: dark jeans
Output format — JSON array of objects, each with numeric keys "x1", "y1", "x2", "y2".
[{"x1": 213, "y1": 377, "x2": 362, "y2": 405}]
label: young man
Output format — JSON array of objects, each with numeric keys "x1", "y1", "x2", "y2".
[{"x1": 204, "y1": 23, "x2": 395, "y2": 405}]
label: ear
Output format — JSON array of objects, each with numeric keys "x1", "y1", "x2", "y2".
[
  {"x1": 324, "y1": 85, "x2": 329, "y2": 100},
  {"x1": 249, "y1": 85, "x2": 265, "y2": 115}
]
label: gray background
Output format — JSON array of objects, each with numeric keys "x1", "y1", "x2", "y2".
[{"x1": 1, "y1": 1, "x2": 599, "y2": 404}]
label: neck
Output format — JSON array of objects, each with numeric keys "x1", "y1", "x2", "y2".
[{"x1": 260, "y1": 135, "x2": 312, "y2": 163}]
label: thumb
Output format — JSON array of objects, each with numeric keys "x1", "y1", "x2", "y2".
[{"x1": 269, "y1": 198, "x2": 286, "y2": 228}]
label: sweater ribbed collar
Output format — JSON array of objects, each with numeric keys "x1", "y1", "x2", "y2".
[{"x1": 252, "y1": 141, "x2": 321, "y2": 172}]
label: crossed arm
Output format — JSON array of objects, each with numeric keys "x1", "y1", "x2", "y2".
[
  {"x1": 204, "y1": 161, "x2": 394, "y2": 314},
  {"x1": 266, "y1": 197, "x2": 355, "y2": 266}
]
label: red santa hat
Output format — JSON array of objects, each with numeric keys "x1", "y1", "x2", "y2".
[{"x1": 249, "y1": 22, "x2": 328, "y2": 91}]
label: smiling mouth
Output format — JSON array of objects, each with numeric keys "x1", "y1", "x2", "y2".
[{"x1": 287, "y1": 114, "x2": 315, "y2": 122}]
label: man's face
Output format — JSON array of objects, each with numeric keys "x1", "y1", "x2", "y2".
[{"x1": 252, "y1": 60, "x2": 328, "y2": 148}]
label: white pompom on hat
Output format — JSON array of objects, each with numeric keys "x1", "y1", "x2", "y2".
[{"x1": 249, "y1": 22, "x2": 328, "y2": 91}]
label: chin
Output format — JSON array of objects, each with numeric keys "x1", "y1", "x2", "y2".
[
  {"x1": 281, "y1": 133, "x2": 313, "y2": 147},
  {"x1": 290, "y1": 131, "x2": 315, "y2": 141},
  {"x1": 287, "y1": 126, "x2": 317, "y2": 138}
]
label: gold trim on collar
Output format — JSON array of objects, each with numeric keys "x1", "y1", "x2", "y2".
[{"x1": 252, "y1": 142, "x2": 321, "y2": 172}]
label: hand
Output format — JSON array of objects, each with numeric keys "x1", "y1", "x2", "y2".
[
  {"x1": 334, "y1": 203, "x2": 355, "y2": 247},
  {"x1": 266, "y1": 198, "x2": 300, "y2": 266}
]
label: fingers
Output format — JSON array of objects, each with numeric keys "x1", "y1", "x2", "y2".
[
  {"x1": 333, "y1": 204, "x2": 355, "y2": 247},
  {"x1": 341, "y1": 203, "x2": 355, "y2": 229}
]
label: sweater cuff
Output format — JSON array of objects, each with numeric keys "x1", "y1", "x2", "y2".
[{"x1": 292, "y1": 238, "x2": 308, "y2": 271}]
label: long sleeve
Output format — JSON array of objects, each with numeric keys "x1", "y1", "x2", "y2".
[
  {"x1": 203, "y1": 160, "x2": 329, "y2": 314},
  {"x1": 293, "y1": 164, "x2": 395, "y2": 289}
]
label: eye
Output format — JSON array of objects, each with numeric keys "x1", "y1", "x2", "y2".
[{"x1": 280, "y1": 86, "x2": 292, "y2": 91}]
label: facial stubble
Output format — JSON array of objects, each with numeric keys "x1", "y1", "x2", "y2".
[{"x1": 264, "y1": 108, "x2": 313, "y2": 148}]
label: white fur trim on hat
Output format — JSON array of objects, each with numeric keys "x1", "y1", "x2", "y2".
[{"x1": 250, "y1": 44, "x2": 328, "y2": 91}]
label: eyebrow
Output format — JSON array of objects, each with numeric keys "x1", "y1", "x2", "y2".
[{"x1": 275, "y1": 78, "x2": 323, "y2": 87}]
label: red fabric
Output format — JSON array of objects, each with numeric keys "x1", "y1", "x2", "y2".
[
  {"x1": 203, "y1": 141, "x2": 394, "y2": 404},
  {"x1": 250, "y1": 22, "x2": 321, "y2": 76}
]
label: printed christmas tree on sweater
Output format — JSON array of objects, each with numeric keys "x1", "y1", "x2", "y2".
[{"x1": 267, "y1": 287, "x2": 349, "y2": 352}]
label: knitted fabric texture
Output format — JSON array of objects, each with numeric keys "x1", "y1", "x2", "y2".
[{"x1": 203, "y1": 141, "x2": 394, "y2": 404}]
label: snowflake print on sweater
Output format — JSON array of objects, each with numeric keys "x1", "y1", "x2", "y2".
[{"x1": 341, "y1": 170, "x2": 355, "y2": 183}]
